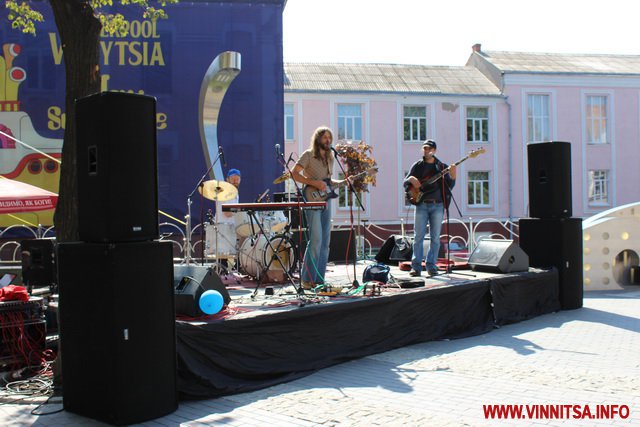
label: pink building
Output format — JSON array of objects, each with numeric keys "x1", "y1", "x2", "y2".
[{"x1": 284, "y1": 45, "x2": 640, "y2": 230}]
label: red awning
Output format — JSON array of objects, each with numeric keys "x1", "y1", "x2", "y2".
[{"x1": 0, "y1": 178, "x2": 58, "y2": 214}]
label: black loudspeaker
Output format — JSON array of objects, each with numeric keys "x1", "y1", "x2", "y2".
[
  {"x1": 375, "y1": 234, "x2": 413, "y2": 264},
  {"x1": 57, "y1": 241, "x2": 177, "y2": 425},
  {"x1": 173, "y1": 265, "x2": 230, "y2": 317},
  {"x1": 76, "y1": 92, "x2": 159, "y2": 242},
  {"x1": 527, "y1": 141, "x2": 572, "y2": 219},
  {"x1": 519, "y1": 217, "x2": 583, "y2": 310},
  {"x1": 468, "y1": 239, "x2": 529, "y2": 273},
  {"x1": 328, "y1": 229, "x2": 356, "y2": 262},
  {"x1": 390, "y1": 235, "x2": 414, "y2": 262},
  {"x1": 21, "y1": 238, "x2": 56, "y2": 289}
]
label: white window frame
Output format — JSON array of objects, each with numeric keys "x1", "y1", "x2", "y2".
[
  {"x1": 466, "y1": 106, "x2": 490, "y2": 143},
  {"x1": 586, "y1": 95, "x2": 608, "y2": 144},
  {"x1": 588, "y1": 169, "x2": 609, "y2": 206},
  {"x1": 284, "y1": 103, "x2": 294, "y2": 141},
  {"x1": 337, "y1": 104, "x2": 363, "y2": 141},
  {"x1": 527, "y1": 94, "x2": 550, "y2": 143},
  {"x1": 467, "y1": 171, "x2": 490, "y2": 207},
  {"x1": 403, "y1": 105, "x2": 427, "y2": 142}
]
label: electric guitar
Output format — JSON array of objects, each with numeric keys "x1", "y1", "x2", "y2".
[
  {"x1": 407, "y1": 148, "x2": 485, "y2": 205},
  {"x1": 303, "y1": 168, "x2": 378, "y2": 202}
]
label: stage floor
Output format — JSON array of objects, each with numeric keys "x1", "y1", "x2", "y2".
[{"x1": 175, "y1": 260, "x2": 561, "y2": 400}]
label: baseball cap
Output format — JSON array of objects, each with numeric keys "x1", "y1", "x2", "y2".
[
  {"x1": 227, "y1": 168, "x2": 241, "y2": 178},
  {"x1": 422, "y1": 139, "x2": 437, "y2": 149}
]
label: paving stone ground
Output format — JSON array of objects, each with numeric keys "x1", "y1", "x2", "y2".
[{"x1": 2, "y1": 289, "x2": 638, "y2": 427}]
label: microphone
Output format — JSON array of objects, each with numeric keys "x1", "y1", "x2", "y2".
[
  {"x1": 275, "y1": 144, "x2": 281, "y2": 158},
  {"x1": 330, "y1": 145, "x2": 338, "y2": 155},
  {"x1": 256, "y1": 188, "x2": 270, "y2": 202},
  {"x1": 430, "y1": 152, "x2": 441, "y2": 162},
  {"x1": 218, "y1": 145, "x2": 227, "y2": 167}
]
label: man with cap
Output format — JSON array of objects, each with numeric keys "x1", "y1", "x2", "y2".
[
  {"x1": 403, "y1": 140, "x2": 456, "y2": 277},
  {"x1": 216, "y1": 168, "x2": 241, "y2": 224}
]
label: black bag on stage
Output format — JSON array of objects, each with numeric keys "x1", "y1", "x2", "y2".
[
  {"x1": 375, "y1": 235, "x2": 413, "y2": 264},
  {"x1": 362, "y1": 263, "x2": 390, "y2": 284}
]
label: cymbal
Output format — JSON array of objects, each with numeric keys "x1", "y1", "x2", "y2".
[
  {"x1": 273, "y1": 171, "x2": 291, "y2": 184},
  {"x1": 199, "y1": 180, "x2": 238, "y2": 201}
]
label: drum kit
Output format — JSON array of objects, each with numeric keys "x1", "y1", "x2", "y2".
[{"x1": 201, "y1": 178, "x2": 298, "y2": 280}]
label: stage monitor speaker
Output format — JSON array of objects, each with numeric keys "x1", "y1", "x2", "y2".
[
  {"x1": 390, "y1": 235, "x2": 413, "y2": 262},
  {"x1": 527, "y1": 141, "x2": 572, "y2": 219},
  {"x1": 76, "y1": 92, "x2": 159, "y2": 242},
  {"x1": 468, "y1": 239, "x2": 529, "y2": 273},
  {"x1": 375, "y1": 234, "x2": 413, "y2": 264},
  {"x1": 328, "y1": 229, "x2": 356, "y2": 262},
  {"x1": 519, "y1": 217, "x2": 583, "y2": 310},
  {"x1": 56, "y1": 240, "x2": 177, "y2": 425},
  {"x1": 21, "y1": 238, "x2": 56, "y2": 289},
  {"x1": 173, "y1": 265, "x2": 230, "y2": 316}
]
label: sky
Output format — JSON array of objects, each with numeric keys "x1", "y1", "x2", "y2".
[{"x1": 283, "y1": 0, "x2": 638, "y2": 66}]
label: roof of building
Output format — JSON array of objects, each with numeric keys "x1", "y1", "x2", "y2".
[
  {"x1": 475, "y1": 50, "x2": 640, "y2": 75},
  {"x1": 283, "y1": 63, "x2": 502, "y2": 96}
]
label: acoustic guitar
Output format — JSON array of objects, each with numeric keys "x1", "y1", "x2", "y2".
[
  {"x1": 303, "y1": 167, "x2": 378, "y2": 202},
  {"x1": 406, "y1": 148, "x2": 485, "y2": 205}
]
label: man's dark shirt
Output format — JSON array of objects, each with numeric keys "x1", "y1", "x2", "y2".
[{"x1": 404, "y1": 158, "x2": 455, "y2": 203}]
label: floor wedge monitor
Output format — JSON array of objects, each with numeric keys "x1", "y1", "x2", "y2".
[{"x1": 468, "y1": 239, "x2": 529, "y2": 273}]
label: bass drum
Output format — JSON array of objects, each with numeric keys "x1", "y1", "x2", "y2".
[
  {"x1": 204, "y1": 223, "x2": 237, "y2": 256},
  {"x1": 239, "y1": 234, "x2": 297, "y2": 279}
]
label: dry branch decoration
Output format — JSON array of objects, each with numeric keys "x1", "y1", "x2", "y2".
[{"x1": 334, "y1": 140, "x2": 377, "y2": 193}]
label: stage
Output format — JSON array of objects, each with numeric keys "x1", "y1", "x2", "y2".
[{"x1": 174, "y1": 263, "x2": 560, "y2": 399}]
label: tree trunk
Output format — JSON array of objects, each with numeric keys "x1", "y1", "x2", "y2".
[{"x1": 50, "y1": 0, "x2": 101, "y2": 242}]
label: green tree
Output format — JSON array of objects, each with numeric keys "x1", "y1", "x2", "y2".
[{"x1": 5, "y1": 0, "x2": 177, "y2": 241}]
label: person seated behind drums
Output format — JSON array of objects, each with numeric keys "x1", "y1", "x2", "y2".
[
  {"x1": 216, "y1": 168, "x2": 241, "y2": 225},
  {"x1": 213, "y1": 169, "x2": 241, "y2": 267}
]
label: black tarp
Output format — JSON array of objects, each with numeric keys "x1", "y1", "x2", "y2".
[
  {"x1": 490, "y1": 268, "x2": 560, "y2": 325},
  {"x1": 176, "y1": 269, "x2": 559, "y2": 399}
]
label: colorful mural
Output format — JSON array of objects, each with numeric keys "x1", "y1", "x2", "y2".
[{"x1": 0, "y1": 0, "x2": 286, "y2": 227}]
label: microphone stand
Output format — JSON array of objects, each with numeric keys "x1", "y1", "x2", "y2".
[
  {"x1": 277, "y1": 150, "x2": 307, "y2": 295},
  {"x1": 185, "y1": 152, "x2": 221, "y2": 265},
  {"x1": 331, "y1": 147, "x2": 365, "y2": 288},
  {"x1": 433, "y1": 159, "x2": 475, "y2": 279}
]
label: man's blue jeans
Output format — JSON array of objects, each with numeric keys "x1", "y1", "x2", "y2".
[
  {"x1": 411, "y1": 202, "x2": 444, "y2": 272},
  {"x1": 301, "y1": 202, "x2": 332, "y2": 283}
]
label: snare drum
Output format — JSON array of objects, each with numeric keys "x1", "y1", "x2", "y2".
[
  {"x1": 238, "y1": 235, "x2": 297, "y2": 278},
  {"x1": 234, "y1": 211, "x2": 261, "y2": 237},
  {"x1": 262, "y1": 210, "x2": 288, "y2": 234},
  {"x1": 205, "y1": 223, "x2": 237, "y2": 256}
]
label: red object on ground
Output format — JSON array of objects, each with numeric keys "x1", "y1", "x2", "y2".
[{"x1": 0, "y1": 285, "x2": 29, "y2": 302}]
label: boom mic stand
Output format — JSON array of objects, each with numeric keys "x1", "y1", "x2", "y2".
[
  {"x1": 331, "y1": 147, "x2": 365, "y2": 288},
  {"x1": 276, "y1": 150, "x2": 308, "y2": 294},
  {"x1": 185, "y1": 152, "x2": 221, "y2": 265}
]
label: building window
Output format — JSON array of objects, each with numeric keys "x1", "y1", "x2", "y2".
[
  {"x1": 586, "y1": 95, "x2": 608, "y2": 144},
  {"x1": 337, "y1": 104, "x2": 362, "y2": 141},
  {"x1": 588, "y1": 170, "x2": 609, "y2": 205},
  {"x1": 284, "y1": 103, "x2": 294, "y2": 141},
  {"x1": 466, "y1": 107, "x2": 489, "y2": 143},
  {"x1": 403, "y1": 106, "x2": 427, "y2": 142},
  {"x1": 527, "y1": 94, "x2": 550, "y2": 142},
  {"x1": 468, "y1": 171, "x2": 490, "y2": 207}
]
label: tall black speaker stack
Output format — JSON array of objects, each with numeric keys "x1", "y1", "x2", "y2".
[
  {"x1": 520, "y1": 141, "x2": 583, "y2": 310},
  {"x1": 57, "y1": 92, "x2": 177, "y2": 425}
]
